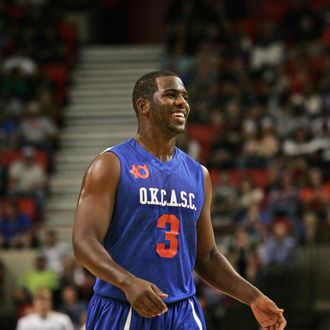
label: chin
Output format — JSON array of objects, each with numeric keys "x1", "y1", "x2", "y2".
[{"x1": 171, "y1": 125, "x2": 186, "y2": 134}]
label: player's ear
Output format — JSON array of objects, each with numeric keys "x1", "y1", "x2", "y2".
[{"x1": 136, "y1": 98, "x2": 151, "y2": 116}]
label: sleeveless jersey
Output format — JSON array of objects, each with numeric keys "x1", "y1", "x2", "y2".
[{"x1": 93, "y1": 138, "x2": 205, "y2": 303}]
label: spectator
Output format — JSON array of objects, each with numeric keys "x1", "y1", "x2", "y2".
[
  {"x1": 40, "y1": 229, "x2": 70, "y2": 276},
  {"x1": 250, "y1": 21, "x2": 284, "y2": 71},
  {"x1": 38, "y1": 86, "x2": 64, "y2": 127},
  {"x1": 299, "y1": 167, "x2": 330, "y2": 216},
  {"x1": 283, "y1": 0, "x2": 322, "y2": 44},
  {"x1": 0, "y1": 111, "x2": 19, "y2": 149},
  {"x1": 228, "y1": 227, "x2": 258, "y2": 282},
  {"x1": 237, "y1": 177, "x2": 264, "y2": 212},
  {"x1": 2, "y1": 48, "x2": 38, "y2": 77},
  {"x1": 18, "y1": 254, "x2": 58, "y2": 296},
  {"x1": 17, "y1": 287, "x2": 74, "y2": 330},
  {"x1": 59, "y1": 285, "x2": 87, "y2": 330},
  {"x1": 282, "y1": 127, "x2": 318, "y2": 157},
  {"x1": 260, "y1": 220, "x2": 296, "y2": 271},
  {"x1": 302, "y1": 210, "x2": 321, "y2": 244},
  {"x1": 59, "y1": 256, "x2": 95, "y2": 302},
  {"x1": 8, "y1": 145, "x2": 47, "y2": 220},
  {"x1": 19, "y1": 101, "x2": 58, "y2": 153},
  {"x1": 242, "y1": 118, "x2": 280, "y2": 168},
  {"x1": 211, "y1": 171, "x2": 238, "y2": 223},
  {"x1": 1, "y1": 65, "x2": 36, "y2": 102},
  {"x1": 176, "y1": 130, "x2": 201, "y2": 161},
  {"x1": 0, "y1": 199, "x2": 35, "y2": 248},
  {"x1": 257, "y1": 219, "x2": 297, "y2": 313},
  {"x1": 267, "y1": 169, "x2": 300, "y2": 223}
]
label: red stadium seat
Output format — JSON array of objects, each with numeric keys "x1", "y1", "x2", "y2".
[
  {"x1": 259, "y1": 2, "x2": 289, "y2": 22},
  {"x1": 209, "y1": 169, "x2": 221, "y2": 185},
  {"x1": 42, "y1": 64, "x2": 69, "y2": 104},
  {"x1": 0, "y1": 149, "x2": 49, "y2": 170},
  {"x1": 0, "y1": 197, "x2": 37, "y2": 221},
  {"x1": 58, "y1": 21, "x2": 77, "y2": 48},
  {"x1": 234, "y1": 19, "x2": 262, "y2": 41},
  {"x1": 322, "y1": 27, "x2": 330, "y2": 46},
  {"x1": 309, "y1": 0, "x2": 326, "y2": 11},
  {"x1": 58, "y1": 21, "x2": 78, "y2": 65},
  {"x1": 249, "y1": 169, "x2": 270, "y2": 188},
  {"x1": 16, "y1": 197, "x2": 37, "y2": 221},
  {"x1": 0, "y1": 149, "x2": 21, "y2": 166}
]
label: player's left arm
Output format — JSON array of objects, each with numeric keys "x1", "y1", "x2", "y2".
[{"x1": 194, "y1": 166, "x2": 287, "y2": 330}]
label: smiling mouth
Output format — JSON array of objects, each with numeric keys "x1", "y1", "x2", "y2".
[{"x1": 172, "y1": 112, "x2": 185, "y2": 119}]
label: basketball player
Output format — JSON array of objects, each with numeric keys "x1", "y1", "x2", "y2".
[{"x1": 73, "y1": 71, "x2": 286, "y2": 329}]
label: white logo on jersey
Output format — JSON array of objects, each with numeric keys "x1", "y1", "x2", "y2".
[{"x1": 139, "y1": 187, "x2": 196, "y2": 211}]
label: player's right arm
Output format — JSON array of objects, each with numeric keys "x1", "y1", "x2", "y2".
[{"x1": 72, "y1": 152, "x2": 168, "y2": 317}]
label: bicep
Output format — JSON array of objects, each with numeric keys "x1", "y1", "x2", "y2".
[
  {"x1": 73, "y1": 152, "x2": 120, "y2": 243},
  {"x1": 195, "y1": 166, "x2": 218, "y2": 268}
]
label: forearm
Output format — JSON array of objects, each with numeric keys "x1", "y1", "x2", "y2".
[
  {"x1": 195, "y1": 248, "x2": 262, "y2": 306},
  {"x1": 73, "y1": 235, "x2": 134, "y2": 290}
]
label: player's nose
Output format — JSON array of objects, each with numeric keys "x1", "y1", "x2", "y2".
[{"x1": 175, "y1": 94, "x2": 189, "y2": 109}]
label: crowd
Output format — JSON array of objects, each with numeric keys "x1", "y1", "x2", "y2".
[
  {"x1": 0, "y1": 0, "x2": 75, "y2": 234},
  {"x1": 164, "y1": 0, "x2": 330, "y2": 327},
  {"x1": 0, "y1": 1, "x2": 90, "y2": 329},
  {"x1": 0, "y1": 229, "x2": 94, "y2": 330},
  {"x1": 1, "y1": 0, "x2": 330, "y2": 329}
]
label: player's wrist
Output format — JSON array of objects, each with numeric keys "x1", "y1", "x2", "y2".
[
  {"x1": 243, "y1": 286, "x2": 264, "y2": 307},
  {"x1": 117, "y1": 272, "x2": 136, "y2": 291}
]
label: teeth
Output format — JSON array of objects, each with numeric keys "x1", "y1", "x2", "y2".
[{"x1": 173, "y1": 112, "x2": 184, "y2": 118}]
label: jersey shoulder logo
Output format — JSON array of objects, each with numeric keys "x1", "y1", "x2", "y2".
[{"x1": 130, "y1": 164, "x2": 150, "y2": 179}]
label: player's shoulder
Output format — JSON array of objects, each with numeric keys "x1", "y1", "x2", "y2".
[
  {"x1": 101, "y1": 138, "x2": 133, "y2": 156},
  {"x1": 176, "y1": 148, "x2": 210, "y2": 184},
  {"x1": 84, "y1": 146, "x2": 121, "y2": 185},
  {"x1": 176, "y1": 147, "x2": 204, "y2": 171}
]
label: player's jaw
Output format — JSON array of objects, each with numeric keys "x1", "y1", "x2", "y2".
[{"x1": 165, "y1": 104, "x2": 189, "y2": 133}]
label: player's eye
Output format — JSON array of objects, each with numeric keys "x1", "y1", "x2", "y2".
[{"x1": 166, "y1": 93, "x2": 176, "y2": 99}]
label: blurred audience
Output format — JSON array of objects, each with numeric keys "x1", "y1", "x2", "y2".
[
  {"x1": 16, "y1": 287, "x2": 74, "y2": 330},
  {"x1": 163, "y1": 0, "x2": 330, "y2": 327},
  {"x1": 40, "y1": 229, "x2": 70, "y2": 277},
  {"x1": 8, "y1": 146, "x2": 47, "y2": 221},
  {"x1": 18, "y1": 254, "x2": 58, "y2": 297},
  {"x1": 0, "y1": 199, "x2": 35, "y2": 248},
  {"x1": 58, "y1": 285, "x2": 87, "y2": 330}
]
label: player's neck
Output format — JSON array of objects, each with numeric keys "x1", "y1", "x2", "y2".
[{"x1": 135, "y1": 132, "x2": 176, "y2": 162}]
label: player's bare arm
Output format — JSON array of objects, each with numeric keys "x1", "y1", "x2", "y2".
[
  {"x1": 72, "y1": 151, "x2": 167, "y2": 318},
  {"x1": 194, "y1": 166, "x2": 287, "y2": 330}
]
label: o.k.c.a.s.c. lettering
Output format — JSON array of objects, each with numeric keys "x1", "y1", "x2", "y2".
[{"x1": 139, "y1": 187, "x2": 197, "y2": 211}]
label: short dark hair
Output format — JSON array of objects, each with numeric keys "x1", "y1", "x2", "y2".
[{"x1": 132, "y1": 70, "x2": 178, "y2": 112}]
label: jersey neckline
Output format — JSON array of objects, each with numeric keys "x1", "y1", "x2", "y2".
[{"x1": 128, "y1": 138, "x2": 180, "y2": 173}]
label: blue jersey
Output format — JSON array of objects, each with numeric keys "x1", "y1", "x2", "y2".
[{"x1": 93, "y1": 138, "x2": 205, "y2": 303}]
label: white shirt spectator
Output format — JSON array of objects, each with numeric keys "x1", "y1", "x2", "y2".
[
  {"x1": 16, "y1": 311, "x2": 74, "y2": 330},
  {"x1": 9, "y1": 158, "x2": 46, "y2": 192},
  {"x1": 3, "y1": 56, "x2": 38, "y2": 76}
]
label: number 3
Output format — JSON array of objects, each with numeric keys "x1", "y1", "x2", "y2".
[{"x1": 156, "y1": 214, "x2": 180, "y2": 258}]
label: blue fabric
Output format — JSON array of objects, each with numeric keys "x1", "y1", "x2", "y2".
[
  {"x1": 94, "y1": 138, "x2": 205, "y2": 303},
  {"x1": 0, "y1": 214, "x2": 33, "y2": 240},
  {"x1": 86, "y1": 294, "x2": 206, "y2": 330}
]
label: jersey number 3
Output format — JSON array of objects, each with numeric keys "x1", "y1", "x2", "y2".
[{"x1": 156, "y1": 214, "x2": 180, "y2": 258}]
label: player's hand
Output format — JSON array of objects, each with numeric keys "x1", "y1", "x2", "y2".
[
  {"x1": 250, "y1": 294, "x2": 287, "y2": 330},
  {"x1": 122, "y1": 276, "x2": 168, "y2": 318}
]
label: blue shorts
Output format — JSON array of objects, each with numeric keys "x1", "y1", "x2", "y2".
[{"x1": 86, "y1": 294, "x2": 206, "y2": 330}]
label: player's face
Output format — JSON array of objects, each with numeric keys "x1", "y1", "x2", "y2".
[{"x1": 150, "y1": 76, "x2": 190, "y2": 134}]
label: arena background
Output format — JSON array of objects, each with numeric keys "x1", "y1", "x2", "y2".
[{"x1": 0, "y1": 0, "x2": 330, "y2": 329}]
